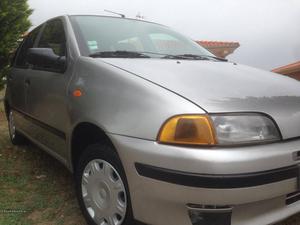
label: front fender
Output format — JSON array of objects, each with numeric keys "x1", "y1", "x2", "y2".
[{"x1": 68, "y1": 57, "x2": 205, "y2": 140}]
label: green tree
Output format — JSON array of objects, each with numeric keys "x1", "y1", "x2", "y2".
[{"x1": 0, "y1": 0, "x2": 32, "y2": 90}]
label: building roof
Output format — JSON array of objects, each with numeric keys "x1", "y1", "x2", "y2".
[
  {"x1": 196, "y1": 41, "x2": 240, "y2": 58},
  {"x1": 196, "y1": 41, "x2": 240, "y2": 49},
  {"x1": 272, "y1": 61, "x2": 300, "y2": 75}
]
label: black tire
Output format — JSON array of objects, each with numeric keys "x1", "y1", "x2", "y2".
[
  {"x1": 8, "y1": 110, "x2": 27, "y2": 145},
  {"x1": 75, "y1": 143, "x2": 134, "y2": 225}
]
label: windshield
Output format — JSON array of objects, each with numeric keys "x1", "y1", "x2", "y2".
[{"x1": 70, "y1": 15, "x2": 214, "y2": 58}]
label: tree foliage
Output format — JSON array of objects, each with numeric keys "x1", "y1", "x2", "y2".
[{"x1": 0, "y1": 0, "x2": 32, "y2": 89}]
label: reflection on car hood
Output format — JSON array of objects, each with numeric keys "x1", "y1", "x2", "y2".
[{"x1": 100, "y1": 58, "x2": 300, "y2": 139}]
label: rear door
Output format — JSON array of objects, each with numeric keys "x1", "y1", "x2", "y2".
[{"x1": 25, "y1": 18, "x2": 70, "y2": 161}]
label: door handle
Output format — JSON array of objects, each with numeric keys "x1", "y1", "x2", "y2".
[{"x1": 25, "y1": 79, "x2": 31, "y2": 86}]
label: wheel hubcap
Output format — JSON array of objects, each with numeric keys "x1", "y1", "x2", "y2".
[
  {"x1": 9, "y1": 111, "x2": 16, "y2": 140},
  {"x1": 81, "y1": 159, "x2": 127, "y2": 225}
]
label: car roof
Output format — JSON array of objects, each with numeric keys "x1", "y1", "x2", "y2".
[
  {"x1": 29, "y1": 14, "x2": 167, "y2": 33},
  {"x1": 67, "y1": 14, "x2": 165, "y2": 27}
]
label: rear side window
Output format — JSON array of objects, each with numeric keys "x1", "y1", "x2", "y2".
[
  {"x1": 37, "y1": 19, "x2": 66, "y2": 57},
  {"x1": 15, "y1": 27, "x2": 41, "y2": 68}
]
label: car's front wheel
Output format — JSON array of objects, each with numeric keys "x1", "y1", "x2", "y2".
[{"x1": 75, "y1": 143, "x2": 134, "y2": 225}]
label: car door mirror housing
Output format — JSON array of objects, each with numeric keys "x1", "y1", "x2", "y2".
[{"x1": 27, "y1": 48, "x2": 66, "y2": 72}]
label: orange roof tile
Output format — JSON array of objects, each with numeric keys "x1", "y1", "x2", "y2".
[
  {"x1": 196, "y1": 41, "x2": 240, "y2": 48},
  {"x1": 272, "y1": 61, "x2": 300, "y2": 74}
]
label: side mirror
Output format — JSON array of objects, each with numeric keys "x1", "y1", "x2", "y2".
[{"x1": 27, "y1": 48, "x2": 66, "y2": 72}]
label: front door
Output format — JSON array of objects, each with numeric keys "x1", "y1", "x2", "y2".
[{"x1": 25, "y1": 19, "x2": 70, "y2": 161}]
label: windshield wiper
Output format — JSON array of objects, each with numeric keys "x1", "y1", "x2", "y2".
[
  {"x1": 200, "y1": 55, "x2": 228, "y2": 62},
  {"x1": 89, "y1": 51, "x2": 228, "y2": 62},
  {"x1": 162, "y1": 54, "x2": 228, "y2": 62},
  {"x1": 162, "y1": 54, "x2": 208, "y2": 60},
  {"x1": 89, "y1": 51, "x2": 151, "y2": 58}
]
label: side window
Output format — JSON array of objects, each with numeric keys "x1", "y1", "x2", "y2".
[
  {"x1": 37, "y1": 20, "x2": 66, "y2": 57},
  {"x1": 15, "y1": 27, "x2": 41, "y2": 68}
]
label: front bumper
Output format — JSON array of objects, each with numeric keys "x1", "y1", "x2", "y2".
[{"x1": 109, "y1": 134, "x2": 300, "y2": 225}]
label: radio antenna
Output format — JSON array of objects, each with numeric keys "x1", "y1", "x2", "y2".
[{"x1": 104, "y1": 10, "x2": 125, "y2": 18}]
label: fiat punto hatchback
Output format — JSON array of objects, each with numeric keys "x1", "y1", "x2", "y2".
[{"x1": 5, "y1": 15, "x2": 300, "y2": 225}]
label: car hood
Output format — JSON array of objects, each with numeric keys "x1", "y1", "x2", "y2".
[{"x1": 100, "y1": 58, "x2": 300, "y2": 139}]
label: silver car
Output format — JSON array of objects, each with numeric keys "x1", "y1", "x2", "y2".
[{"x1": 4, "y1": 15, "x2": 300, "y2": 225}]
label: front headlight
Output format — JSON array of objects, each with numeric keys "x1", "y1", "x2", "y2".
[
  {"x1": 210, "y1": 113, "x2": 281, "y2": 145},
  {"x1": 158, "y1": 113, "x2": 281, "y2": 146}
]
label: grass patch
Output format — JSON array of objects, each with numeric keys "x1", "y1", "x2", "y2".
[{"x1": 0, "y1": 90, "x2": 86, "y2": 225}]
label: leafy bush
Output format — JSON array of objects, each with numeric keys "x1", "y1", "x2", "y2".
[{"x1": 0, "y1": 0, "x2": 32, "y2": 90}]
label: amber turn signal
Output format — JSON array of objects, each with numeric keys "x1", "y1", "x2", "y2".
[
  {"x1": 158, "y1": 115, "x2": 217, "y2": 146},
  {"x1": 73, "y1": 89, "x2": 83, "y2": 97}
]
